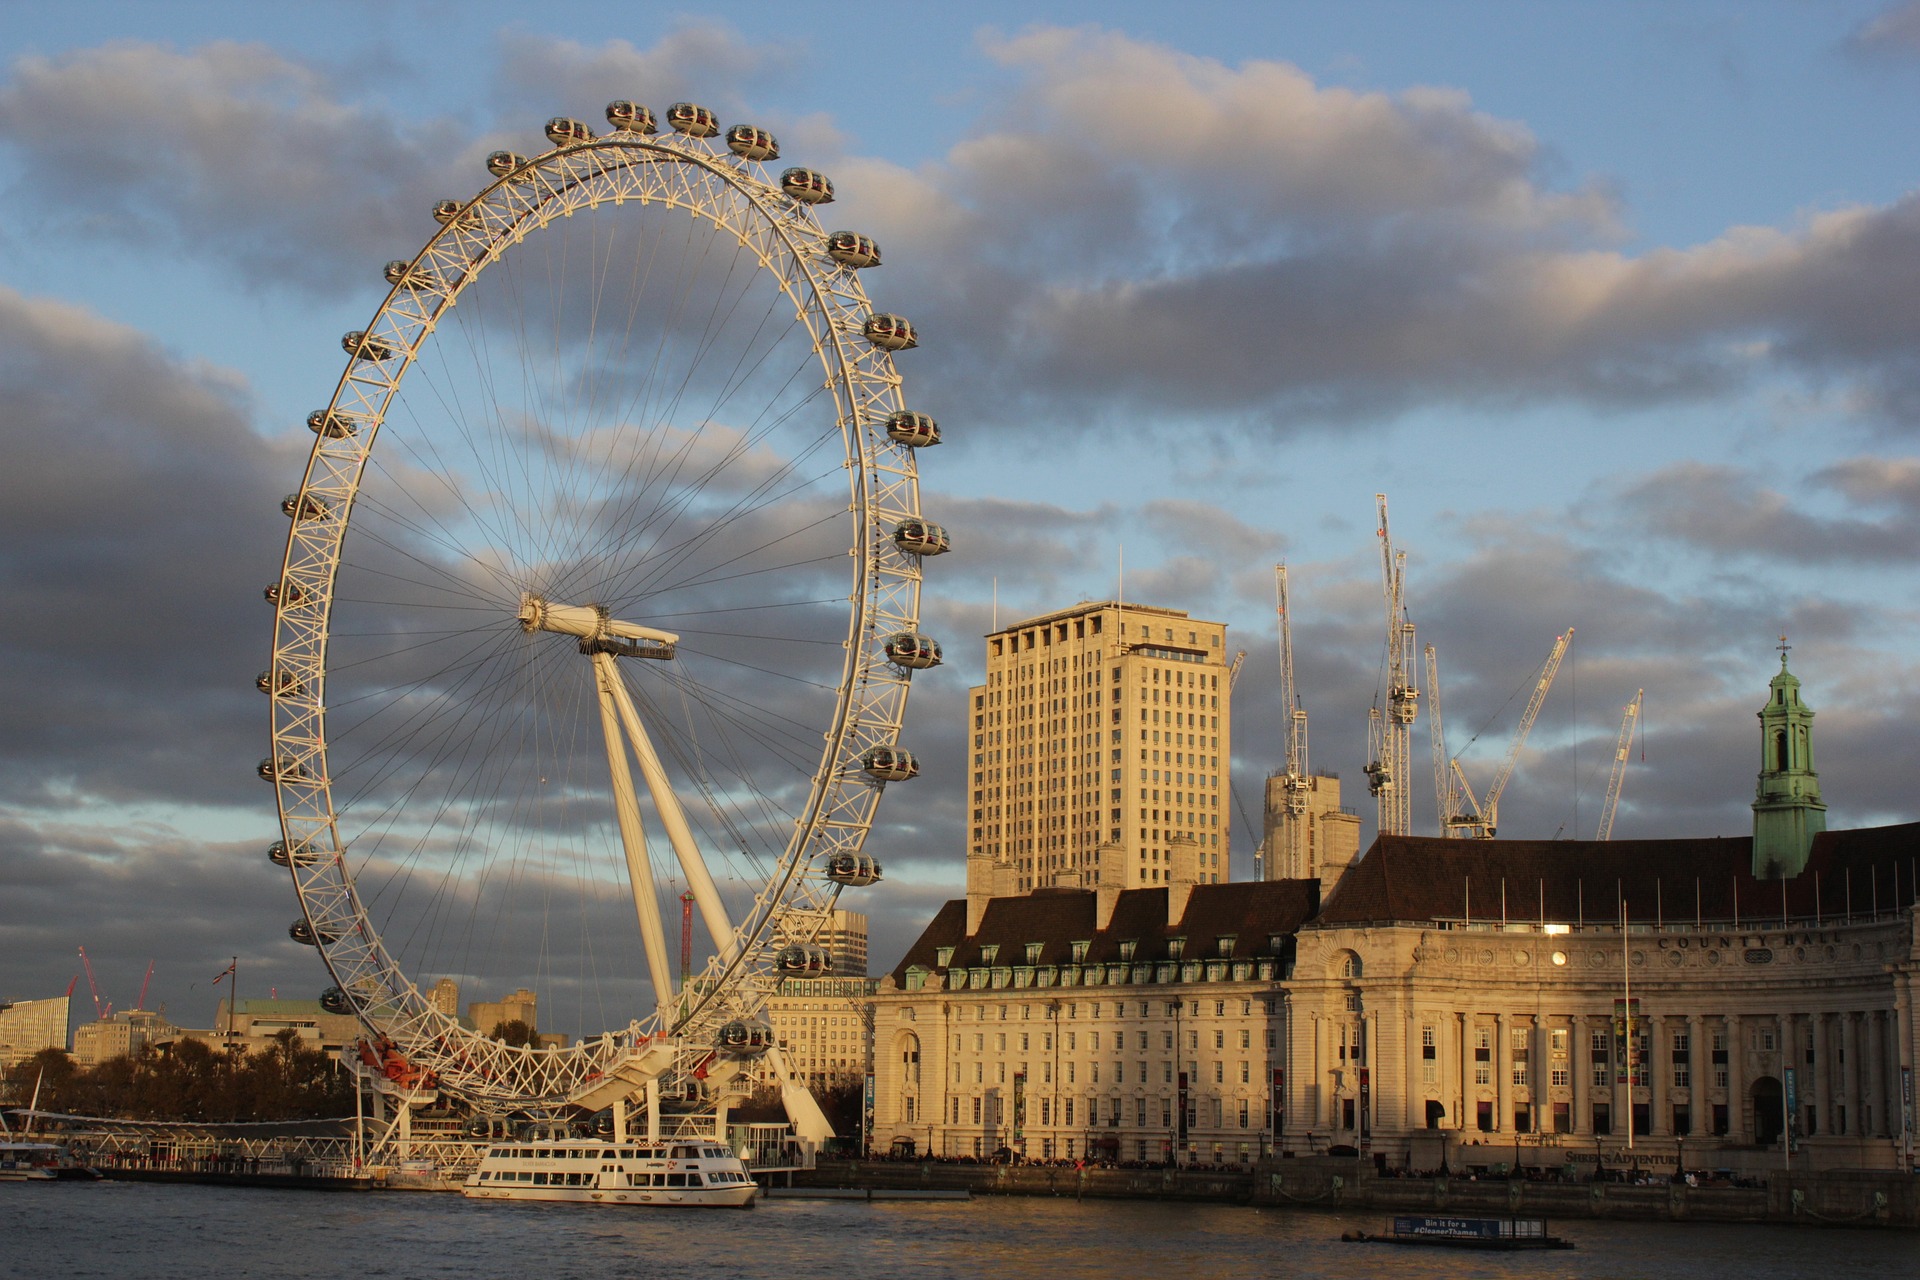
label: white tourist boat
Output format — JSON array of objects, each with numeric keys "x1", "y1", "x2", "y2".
[
  {"x1": 463, "y1": 1137, "x2": 757, "y2": 1208},
  {"x1": 0, "y1": 1141, "x2": 100, "y2": 1182}
]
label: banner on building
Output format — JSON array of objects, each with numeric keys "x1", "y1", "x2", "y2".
[
  {"x1": 1359, "y1": 1066, "x2": 1371, "y2": 1144},
  {"x1": 1177, "y1": 1071, "x2": 1189, "y2": 1142},
  {"x1": 1612, "y1": 997, "x2": 1641, "y2": 1085},
  {"x1": 1784, "y1": 1066, "x2": 1799, "y2": 1146},
  {"x1": 1271, "y1": 1068, "x2": 1285, "y2": 1133},
  {"x1": 1012, "y1": 1071, "x2": 1026, "y2": 1140}
]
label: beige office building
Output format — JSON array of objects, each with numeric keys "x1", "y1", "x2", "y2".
[
  {"x1": 468, "y1": 988, "x2": 537, "y2": 1037},
  {"x1": 1260, "y1": 771, "x2": 1362, "y2": 895},
  {"x1": 967, "y1": 601, "x2": 1231, "y2": 898},
  {"x1": 0, "y1": 995, "x2": 70, "y2": 1067},
  {"x1": 824, "y1": 909, "x2": 870, "y2": 978},
  {"x1": 72, "y1": 1009, "x2": 180, "y2": 1066},
  {"x1": 766, "y1": 976, "x2": 878, "y2": 1088}
]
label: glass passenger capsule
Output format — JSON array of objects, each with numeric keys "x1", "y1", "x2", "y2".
[
  {"x1": 776, "y1": 945, "x2": 833, "y2": 975},
  {"x1": 264, "y1": 580, "x2": 306, "y2": 607},
  {"x1": 341, "y1": 330, "x2": 394, "y2": 361},
  {"x1": 319, "y1": 987, "x2": 352, "y2": 1015},
  {"x1": 288, "y1": 918, "x2": 338, "y2": 947},
  {"x1": 383, "y1": 259, "x2": 441, "y2": 289},
  {"x1": 258, "y1": 757, "x2": 309, "y2": 783},
  {"x1": 883, "y1": 631, "x2": 943, "y2": 669},
  {"x1": 431, "y1": 199, "x2": 463, "y2": 225},
  {"x1": 281, "y1": 493, "x2": 331, "y2": 521},
  {"x1": 890, "y1": 519, "x2": 949, "y2": 556},
  {"x1": 714, "y1": 1020, "x2": 775, "y2": 1056},
  {"x1": 779, "y1": 167, "x2": 834, "y2": 204},
  {"x1": 724, "y1": 124, "x2": 779, "y2": 161},
  {"x1": 255, "y1": 668, "x2": 304, "y2": 697},
  {"x1": 861, "y1": 745, "x2": 920, "y2": 782},
  {"x1": 826, "y1": 231, "x2": 880, "y2": 269},
  {"x1": 307, "y1": 409, "x2": 360, "y2": 438},
  {"x1": 884, "y1": 410, "x2": 940, "y2": 448},
  {"x1": 544, "y1": 117, "x2": 594, "y2": 146},
  {"x1": 606, "y1": 100, "x2": 657, "y2": 134},
  {"x1": 826, "y1": 853, "x2": 883, "y2": 887},
  {"x1": 863, "y1": 313, "x2": 917, "y2": 351},
  {"x1": 268, "y1": 839, "x2": 322, "y2": 868},
  {"x1": 666, "y1": 102, "x2": 719, "y2": 137},
  {"x1": 485, "y1": 150, "x2": 529, "y2": 180}
]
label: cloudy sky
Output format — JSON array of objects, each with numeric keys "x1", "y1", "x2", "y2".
[{"x1": 3, "y1": 1, "x2": 1918, "y2": 1038}]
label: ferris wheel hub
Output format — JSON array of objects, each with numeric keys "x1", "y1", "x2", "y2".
[{"x1": 518, "y1": 595, "x2": 680, "y2": 648}]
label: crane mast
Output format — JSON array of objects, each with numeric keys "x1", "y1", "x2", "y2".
[
  {"x1": 1597, "y1": 689, "x2": 1643, "y2": 840},
  {"x1": 1364, "y1": 496, "x2": 1418, "y2": 837},
  {"x1": 1267, "y1": 565, "x2": 1311, "y2": 879}
]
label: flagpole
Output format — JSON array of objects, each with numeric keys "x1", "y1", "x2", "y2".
[{"x1": 227, "y1": 956, "x2": 237, "y2": 1042}]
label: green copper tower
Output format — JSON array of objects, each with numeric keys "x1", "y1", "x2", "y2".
[{"x1": 1751, "y1": 640, "x2": 1825, "y2": 879}]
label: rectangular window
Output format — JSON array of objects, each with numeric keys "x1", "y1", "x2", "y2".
[{"x1": 1421, "y1": 1026, "x2": 1436, "y2": 1060}]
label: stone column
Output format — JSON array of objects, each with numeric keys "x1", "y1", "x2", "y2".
[
  {"x1": 1777, "y1": 1010, "x2": 1794, "y2": 1140},
  {"x1": 1405, "y1": 1007, "x2": 1422, "y2": 1132},
  {"x1": 1457, "y1": 1011, "x2": 1470, "y2": 1132},
  {"x1": 1571, "y1": 1015, "x2": 1588, "y2": 1135},
  {"x1": 1843, "y1": 1012, "x2": 1860, "y2": 1137},
  {"x1": 1725, "y1": 1014, "x2": 1745, "y2": 1142},
  {"x1": 1868, "y1": 1010, "x2": 1887, "y2": 1137},
  {"x1": 1311, "y1": 1012, "x2": 1326, "y2": 1130},
  {"x1": 1686, "y1": 1012, "x2": 1704, "y2": 1136},
  {"x1": 1495, "y1": 1012, "x2": 1510, "y2": 1133},
  {"x1": 1648, "y1": 1012, "x2": 1667, "y2": 1136}
]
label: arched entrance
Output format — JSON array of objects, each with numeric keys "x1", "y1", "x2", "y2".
[{"x1": 1751, "y1": 1076, "x2": 1784, "y2": 1145}]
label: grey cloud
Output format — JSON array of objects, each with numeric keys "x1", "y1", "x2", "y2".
[
  {"x1": 1846, "y1": 3, "x2": 1920, "y2": 59},
  {"x1": 0, "y1": 286, "x2": 292, "y2": 811},
  {"x1": 1620, "y1": 458, "x2": 1920, "y2": 563}
]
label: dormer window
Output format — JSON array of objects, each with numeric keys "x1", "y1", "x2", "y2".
[
  {"x1": 980, "y1": 944, "x2": 1000, "y2": 964},
  {"x1": 1118, "y1": 939, "x2": 1137, "y2": 962},
  {"x1": 1166, "y1": 937, "x2": 1185, "y2": 960},
  {"x1": 1070, "y1": 941, "x2": 1089, "y2": 963},
  {"x1": 1216, "y1": 934, "x2": 1236, "y2": 959},
  {"x1": 935, "y1": 946, "x2": 954, "y2": 968},
  {"x1": 1025, "y1": 942, "x2": 1044, "y2": 964}
]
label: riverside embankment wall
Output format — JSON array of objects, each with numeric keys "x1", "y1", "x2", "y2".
[{"x1": 800, "y1": 1159, "x2": 1920, "y2": 1227}]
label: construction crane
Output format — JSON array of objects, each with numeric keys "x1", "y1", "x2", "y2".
[
  {"x1": 1445, "y1": 629, "x2": 1575, "y2": 839},
  {"x1": 1424, "y1": 643, "x2": 1459, "y2": 836},
  {"x1": 679, "y1": 891, "x2": 695, "y2": 989},
  {"x1": 1228, "y1": 650, "x2": 1247, "y2": 687},
  {"x1": 1597, "y1": 689, "x2": 1644, "y2": 841},
  {"x1": 1261, "y1": 564, "x2": 1312, "y2": 879},
  {"x1": 136, "y1": 961, "x2": 155, "y2": 1011},
  {"x1": 76, "y1": 946, "x2": 111, "y2": 1021},
  {"x1": 1364, "y1": 496, "x2": 1418, "y2": 836}
]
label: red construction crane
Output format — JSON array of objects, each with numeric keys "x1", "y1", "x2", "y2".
[
  {"x1": 76, "y1": 946, "x2": 111, "y2": 1020},
  {"x1": 136, "y1": 961, "x2": 155, "y2": 1011}
]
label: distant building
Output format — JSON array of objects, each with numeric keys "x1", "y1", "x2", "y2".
[
  {"x1": 427, "y1": 978, "x2": 461, "y2": 1019},
  {"x1": 204, "y1": 998, "x2": 362, "y2": 1055},
  {"x1": 0, "y1": 995, "x2": 70, "y2": 1067},
  {"x1": 967, "y1": 600, "x2": 1232, "y2": 898},
  {"x1": 765, "y1": 976, "x2": 877, "y2": 1088},
  {"x1": 1259, "y1": 771, "x2": 1361, "y2": 895},
  {"x1": 72, "y1": 1009, "x2": 178, "y2": 1066},
  {"x1": 825, "y1": 909, "x2": 869, "y2": 978},
  {"x1": 468, "y1": 988, "x2": 537, "y2": 1037}
]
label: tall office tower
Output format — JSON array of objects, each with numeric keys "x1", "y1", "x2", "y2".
[
  {"x1": 428, "y1": 977, "x2": 461, "y2": 1019},
  {"x1": 966, "y1": 601, "x2": 1232, "y2": 897},
  {"x1": 825, "y1": 908, "x2": 870, "y2": 977}
]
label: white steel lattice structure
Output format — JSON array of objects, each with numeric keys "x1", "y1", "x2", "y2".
[{"x1": 262, "y1": 104, "x2": 945, "y2": 1128}]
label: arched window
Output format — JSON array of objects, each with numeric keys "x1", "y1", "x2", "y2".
[
  {"x1": 1774, "y1": 730, "x2": 1789, "y2": 772},
  {"x1": 1338, "y1": 951, "x2": 1363, "y2": 979}
]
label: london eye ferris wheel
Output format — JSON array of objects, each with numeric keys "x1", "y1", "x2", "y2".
[{"x1": 260, "y1": 99, "x2": 947, "y2": 1136}]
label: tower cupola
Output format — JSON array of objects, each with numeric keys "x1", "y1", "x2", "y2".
[{"x1": 1751, "y1": 639, "x2": 1825, "y2": 878}]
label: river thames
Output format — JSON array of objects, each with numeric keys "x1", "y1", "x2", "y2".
[{"x1": 7, "y1": 1183, "x2": 1913, "y2": 1279}]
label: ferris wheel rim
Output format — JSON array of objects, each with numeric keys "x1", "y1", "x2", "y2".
[{"x1": 263, "y1": 117, "x2": 930, "y2": 1110}]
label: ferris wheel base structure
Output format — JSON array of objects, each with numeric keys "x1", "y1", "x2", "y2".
[{"x1": 269, "y1": 98, "x2": 948, "y2": 1145}]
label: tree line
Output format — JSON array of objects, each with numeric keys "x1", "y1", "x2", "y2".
[{"x1": 1, "y1": 1031, "x2": 353, "y2": 1123}]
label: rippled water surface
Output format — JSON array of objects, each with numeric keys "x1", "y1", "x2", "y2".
[{"x1": 5, "y1": 1183, "x2": 1913, "y2": 1280}]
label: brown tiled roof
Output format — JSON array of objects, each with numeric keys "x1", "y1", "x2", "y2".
[
  {"x1": 1311, "y1": 825, "x2": 1920, "y2": 929},
  {"x1": 888, "y1": 880, "x2": 1321, "y2": 985}
]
